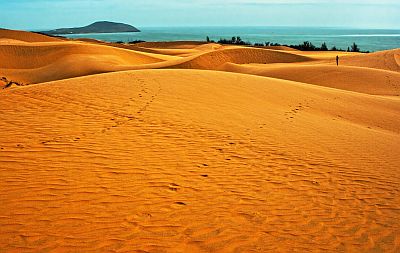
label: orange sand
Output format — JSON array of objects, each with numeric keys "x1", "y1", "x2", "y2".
[
  {"x1": 0, "y1": 28, "x2": 63, "y2": 42},
  {"x1": 0, "y1": 30, "x2": 399, "y2": 253}
]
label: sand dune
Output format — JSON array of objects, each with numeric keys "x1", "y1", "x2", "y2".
[
  {"x1": 0, "y1": 69, "x2": 399, "y2": 252},
  {"x1": 139, "y1": 48, "x2": 202, "y2": 57},
  {"x1": 0, "y1": 28, "x2": 62, "y2": 42},
  {"x1": 130, "y1": 42, "x2": 224, "y2": 57},
  {"x1": 224, "y1": 63, "x2": 400, "y2": 95},
  {"x1": 338, "y1": 48, "x2": 400, "y2": 72},
  {"x1": 136, "y1": 41, "x2": 207, "y2": 49},
  {"x1": 262, "y1": 45, "x2": 300, "y2": 51},
  {"x1": 170, "y1": 47, "x2": 313, "y2": 70},
  {"x1": 74, "y1": 39, "x2": 189, "y2": 57},
  {"x1": 134, "y1": 44, "x2": 225, "y2": 58},
  {"x1": 0, "y1": 37, "x2": 314, "y2": 84},
  {"x1": 0, "y1": 41, "x2": 171, "y2": 83},
  {"x1": 289, "y1": 50, "x2": 357, "y2": 60},
  {"x1": 1, "y1": 29, "x2": 400, "y2": 252},
  {"x1": 132, "y1": 43, "x2": 223, "y2": 56},
  {"x1": 0, "y1": 38, "x2": 30, "y2": 44}
]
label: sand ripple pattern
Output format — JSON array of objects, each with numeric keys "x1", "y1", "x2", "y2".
[{"x1": 0, "y1": 70, "x2": 399, "y2": 253}]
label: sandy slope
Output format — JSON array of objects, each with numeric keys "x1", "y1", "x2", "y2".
[
  {"x1": 169, "y1": 47, "x2": 313, "y2": 70},
  {"x1": 264, "y1": 45, "x2": 300, "y2": 51},
  {"x1": 0, "y1": 38, "x2": 312, "y2": 84},
  {"x1": 2, "y1": 29, "x2": 398, "y2": 88},
  {"x1": 223, "y1": 63, "x2": 400, "y2": 95},
  {"x1": 1, "y1": 69, "x2": 399, "y2": 253},
  {"x1": 336, "y1": 49, "x2": 400, "y2": 72},
  {"x1": 136, "y1": 41, "x2": 208, "y2": 49},
  {"x1": 0, "y1": 28, "x2": 63, "y2": 42},
  {"x1": 0, "y1": 41, "x2": 173, "y2": 84},
  {"x1": 1, "y1": 29, "x2": 400, "y2": 252},
  {"x1": 289, "y1": 50, "x2": 358, "y2": 60},
  {"x1": 74, "y1": 39, "x2": 190, "y2": 57}
]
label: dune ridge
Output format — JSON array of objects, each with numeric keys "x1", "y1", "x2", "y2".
[
  {"x1": 0, "y1": 41, "x2": 174, "y2": 83},
  {"x1": 223, "y1": 63, "x2": 400, "y2": 95},
  {"x1": 169, "y1": 47, "x2": 313, "y2": 70},
  {"x1": 0, "y1": 28, "x2": 62, "y2": 42},
  {"x1": 338, "y1": 48, "x2": 400, "y2": 72},
  {"x1": 1, "y1": 29, "x2": 399, "y2": 90},
  {"x1": 136, "y1": 41, "x2": 208, "y2": 49}
]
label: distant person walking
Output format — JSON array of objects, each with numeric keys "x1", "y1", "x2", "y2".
[{"x1": 336, "y1": 55, "x2": 339, "y2": 66}]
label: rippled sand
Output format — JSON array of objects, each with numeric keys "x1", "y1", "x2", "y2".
[{"x1": 1, "y1": 29, "x2": 400, "y2": 252}]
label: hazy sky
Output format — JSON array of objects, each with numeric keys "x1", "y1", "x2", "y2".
[{"x1": 1, "y1": 0, "x2": 399, "y2": 30}]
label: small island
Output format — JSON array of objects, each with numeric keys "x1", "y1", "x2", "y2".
[{"x1": 41, "y1": 21, "x2": 140, "y2": 35}]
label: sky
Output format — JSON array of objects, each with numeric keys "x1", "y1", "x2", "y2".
[{"x1": 0, "y1": 0, "x2": 399, "y2": 30}]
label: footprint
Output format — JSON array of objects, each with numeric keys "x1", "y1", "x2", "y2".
[
  {"x1": 174, "y1": 202, "x2": 186, "y2": 206},
  {"x1": 168, "y1": 183, "x2": 180, "y2": 192}
]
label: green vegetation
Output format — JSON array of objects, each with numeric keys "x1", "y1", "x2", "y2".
[
  {"x1": 320, "y1": 42, "x2": 328, "y2": 51},
  {"x1": 350, "y1": 42, "x2": 360, "y2": 52},
  {"x1": 127, "y1": 40, "x2": 146, "y2": 44},
  {"x1": 208, "y1": 36, "x2": 369, "y2": 53},
  {"x1": 217, "y1": 36, "x2": 252, "y2": 45}
]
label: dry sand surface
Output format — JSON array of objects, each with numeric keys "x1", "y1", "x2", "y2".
[
  {"x1": 0, "y1": 28, "x2": 63, "y2": 43},
  {"x1": 1, "y1": 30, "x2": 400, "y2": 253}
]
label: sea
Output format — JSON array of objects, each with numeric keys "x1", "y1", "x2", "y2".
[{"x1": 60, "y1": 26, "x2": 400, "y2": 52}]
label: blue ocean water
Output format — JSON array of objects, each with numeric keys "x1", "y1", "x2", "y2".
[{"x1": 62, "y1": 26, "x2": 400, "y2": 52}]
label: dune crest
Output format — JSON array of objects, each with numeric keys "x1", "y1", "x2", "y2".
[
  {"x1": 223, "y1": 63, "x2": 400, "y2": 95},
  {"x1": 0, "y1": 41, "x2": 171, "y2": 83},
  {"x1": 339, "y1": 48, "x2": 400, "y2": 72},
  {"x1": 0, "y1": 28, "x2": 62, "y2": 42},
  {"x1": 169, "y1": 47, "x2": 313, "y2": 70}
]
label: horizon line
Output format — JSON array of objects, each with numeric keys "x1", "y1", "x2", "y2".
[{"x1": 16, "y1": 24, "x2": 400, "y2": 32}]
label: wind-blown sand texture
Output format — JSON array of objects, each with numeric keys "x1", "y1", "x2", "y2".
[{"x1": 1, "y1": 30, "x2": 400, "y2": 253}]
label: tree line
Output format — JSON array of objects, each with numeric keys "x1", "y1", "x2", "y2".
[{"x1": 206, "y1": 36, "x2": 367, "y2": 52}]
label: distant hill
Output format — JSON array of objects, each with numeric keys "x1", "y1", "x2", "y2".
[{"x1": 41, "y1": 21, "x2": 140, "y2": 35}]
